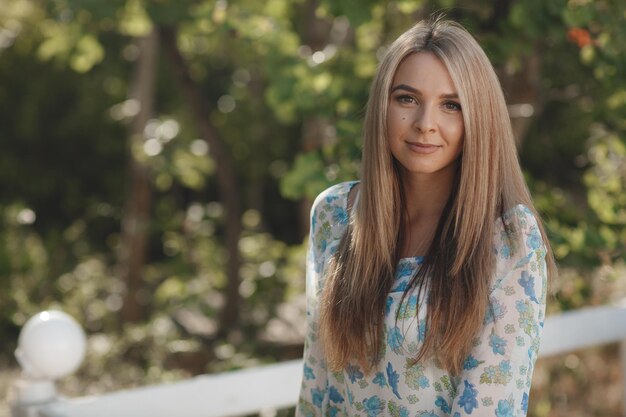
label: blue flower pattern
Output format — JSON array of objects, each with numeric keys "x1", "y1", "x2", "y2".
[
  {"x1": 328, "y1": 386, "x2": 345, "y2": 403},
  {"x1": 387, "y1": 327, "x2": 405, "y2": 352},
  {"x1": 495, "y1": 396, "x2": 515, "y2": 417},
  {"x1": 303, "y1": 363, "x2": 315, "y2": 380},
  {"x1": 386, "y1": 296, "x2": 394, "y2": 314},
  {"x1": 417, "y1": 319, "x2": 426, "y2": 343},
  {"x1": 297, "y1": 182, "x2": 547, "y2": 417},
  {"x1": 518, "y1": 271, "x2": 539, "y2": 304},
  {"x1": 457, "y1": 381, "x2": 479, "y2": 414},
  {"x1": 346, "y1": 363, "x2": 364, "y2": 383},
  {"x1": 386, "y1": 362, "x2": 402, "y2": 400},
  {"x1": 463, "y1": 354, "x2": 483, "y2": 371},
  {"x1": 435, "y1": 396, "x2": 452, "y2": 413},
  {"x1": 311, "y1": 388, "x2": 324, "y2": 408},
  {"x1": 363, "y1": 396, "x2": 385, "y2": 417},
  {"x1": 484, "y1": 297, "x2": 507, "y2": 325},
  {"x1": 372, "y1": 371, "x2": 388, "y2": 388},
  {"x1": 489, "y1": 331, "x2": 508, "y2": 355},
  {"x1": 521, "y1": 392, "x2": 529, "y2": 413}
]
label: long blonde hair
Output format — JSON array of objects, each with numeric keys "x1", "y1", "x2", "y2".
[{"x1": 319, "y1": 18, "x2": 556, "y2": 375}]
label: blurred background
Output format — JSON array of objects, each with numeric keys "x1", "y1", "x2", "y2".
[{"x1": 0, "y1": 0, "x2": 625, "y2": 416}]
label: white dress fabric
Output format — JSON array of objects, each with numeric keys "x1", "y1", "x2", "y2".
[{"x1": 297, "y1": 181, "x2": 548, "y2": 417}]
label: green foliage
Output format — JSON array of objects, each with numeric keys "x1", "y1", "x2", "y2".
[
  {"x1": 318, "y1": 0, "x2": 378, "y2": 27},
  {"x1": 585, "y1": 132, "x2": 626, "y2": 225},
  {"x1": 280, "y1": 152, "x2": 327, "y2": 199}
]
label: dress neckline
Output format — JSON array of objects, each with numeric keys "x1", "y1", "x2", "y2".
[{"x1": 399, "y1": 255, "x2": 424, "y2": 264}]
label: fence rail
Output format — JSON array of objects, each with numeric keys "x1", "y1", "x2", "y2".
[{"x1": 10, "y1": 304, "x2": 626, "y2": 417}]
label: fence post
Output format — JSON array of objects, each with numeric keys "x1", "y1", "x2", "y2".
[{"x1": 621, "y1": 340, "x2": 626, "y2": 417}]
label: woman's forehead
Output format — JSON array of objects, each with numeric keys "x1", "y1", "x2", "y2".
[{"x1": 391, "y1": 52, "x2": 457, "y2": 96}]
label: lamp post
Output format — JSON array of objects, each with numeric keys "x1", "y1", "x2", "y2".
[{"x1": 9, "y1": 310, "x2": 86, "y2": 417}]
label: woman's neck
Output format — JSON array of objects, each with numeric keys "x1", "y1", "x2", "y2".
[
  {"x1": 401, "y1": 168, "x2": 456, "y2": 223},
  {"x1": 398, "y1": 167, "x2": 457, "y2": 258}
]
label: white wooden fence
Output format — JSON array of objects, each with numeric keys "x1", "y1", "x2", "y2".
[{"x1": 10, "y1": 304, "x2": 626, "y2": 417}]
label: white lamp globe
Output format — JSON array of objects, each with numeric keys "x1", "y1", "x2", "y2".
[{"x1": 15, "y1": 310, "x2": 86, "y2": 380}]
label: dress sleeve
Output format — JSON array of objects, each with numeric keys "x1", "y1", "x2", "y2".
[
  {"x1": 296, "y1": 184, "x2": 352, "y2": 417},
  {"x1": 449, "y1": 205, "x2": 548, "y2": 417}
]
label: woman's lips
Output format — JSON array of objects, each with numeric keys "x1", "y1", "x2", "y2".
[{"x1": 406, "y1": 141, "x2": 441, "y2": 154}]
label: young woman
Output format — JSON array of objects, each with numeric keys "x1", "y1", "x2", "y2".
[{"x1": 297, "y1": 18, "x2": 556, "y2": 417}]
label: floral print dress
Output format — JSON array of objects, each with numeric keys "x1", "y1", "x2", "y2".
[{"x1": 297, "y1": 181, "x2": 548, "y2": 417}]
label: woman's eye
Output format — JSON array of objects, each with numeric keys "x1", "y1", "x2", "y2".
[
  {"x1": 443, "y1": 101, "x2": 462, "y2": 111},
  {"x1": 396, "y1": 95, "x2": 416, "y2": 104}
]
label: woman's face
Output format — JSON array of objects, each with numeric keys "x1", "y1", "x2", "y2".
[{"x1": 387, "y1": 52, "x2": 464, "y2": 179}]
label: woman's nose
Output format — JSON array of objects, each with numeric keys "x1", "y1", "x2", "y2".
[{"x1": 413, "y1": 104, "x2": 436, "y2": 133}]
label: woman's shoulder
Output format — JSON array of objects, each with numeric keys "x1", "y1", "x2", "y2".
[
  {"x1": 500, "y1": 204, "x2": 540, "y2": 228},
  {"x1": 497, "y1": 204, "x2": 543, "y2": 246},
  {"x1": 308, "y1": 181, "x2": 359, "y2": 269},
  {"x1": 310, "y1": 180, "x2": 359, "y2": 220}
]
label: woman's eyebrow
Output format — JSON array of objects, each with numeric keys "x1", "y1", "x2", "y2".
[
  {"x1": 390, "y1": 84, "x2": 458, "y2": 99},
  {"x1": 391, "y1": 84, "x2": 419, "y2": 94}
]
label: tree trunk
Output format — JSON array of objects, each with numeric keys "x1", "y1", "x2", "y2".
[
  {"x1": 297, "y1": 0, "x2": 334, "y2": 238},
  {"x1": 118, "y1": 28, "x2": 159, "y2": 323},
  {"x1": 159, "y1": 25, "x2": 242, "y2": 337},
  {"x1": 498, "y1": 47, "x2": 543, "y2": 146}
]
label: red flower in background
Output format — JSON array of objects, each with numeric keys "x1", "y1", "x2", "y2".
[{"x1": 567, "y1": 27, "x2": 592, "y2": 48}]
